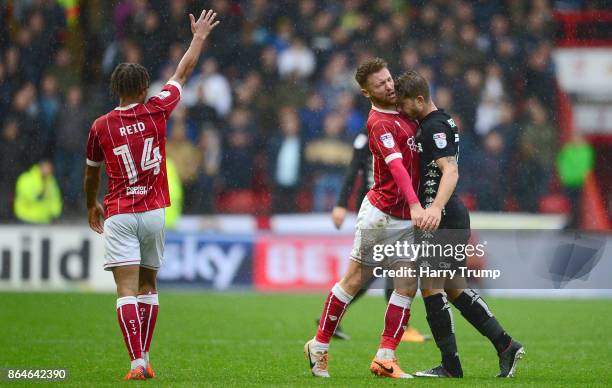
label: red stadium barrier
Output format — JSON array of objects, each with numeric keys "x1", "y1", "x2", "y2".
[{"x1": 554, "y1": 10, "x2": 612, "y2": 48}]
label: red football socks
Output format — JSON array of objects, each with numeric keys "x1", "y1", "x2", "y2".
[
  {"x1": 379, "y1": 292, "x2": 413, "y2": 350},
  {"x1": 315, "y1": 283, "x2": 353, "y2": 344},
  {"x1": 117, "y1": 296, "x2": 143, "y2": 361},
  {"x1": 138, "y1": 293, "x2": 159, "y2": 357}
]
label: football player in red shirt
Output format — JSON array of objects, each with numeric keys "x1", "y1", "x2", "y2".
[
  {"x1": 83, "y1": 10, "x2": 219, "y2": 380},
  {"x1": 304, "y1": 58, "x2": 426, "y2": 379}
]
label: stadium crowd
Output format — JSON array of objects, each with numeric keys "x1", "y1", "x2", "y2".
[{"x1": 0, "y1": 0, "x2": 604, "y2": 222}]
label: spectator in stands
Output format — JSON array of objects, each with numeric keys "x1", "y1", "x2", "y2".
[
  {"x1": 336, "y1": 91, "x2": 365, "y2": 138},
  {"x1": 10, "y1": 83, "x2": 45, "y2": 166},
  {"x1": 14, "y1": 160, "x2": 62, "y2": 224},
  {"x1": 54, "y1": 85, "x2": 89, "y2": 214},
  {"x1": 305, "y1": 111, "x2": 352, "y2": 212},
  {"x1": 523, "y1": 42, "x2": 557, "y2": 113},
  {"x1": 166, "y1": 107, "x2": 201, "y2": 196},
  {"x1": 475, "y1": 131, "x2": 507, "y2": 211},
  {"x1": 184, "y1": 58, "x2": 232, "y2": 117},
  {"x1": 47, "y1": 48, "x2": 79, "y2": 95},
  {"x1": 299, "y1": 92, "x2": 327, "y2": 140},
  {"x1": 221, "y1": 108, "x2": 257, "y2": 190},
  {"x1": 475, "y1": 62, "x2": 506, "y2": 137},
  {"x1": 0, "y1": 62, "x2": 13, "y2": 119},
  {"x1": 517, "y1": 98, "x2": 558, "y2": 212},
  {"x1": 556, "y1": 134, "x2": 595, "y2": 229},
  {"x1": 191, "y1": 125, "x2": 221, "y2": 214},
  {"x1": 0, "y1": 119, "x2": 26, "y2": 220},
  {"x1": 491, "y1": 101, "x2": 520, "y2": 175},
  {"x1": 39, "y1": 73, "x2": 60, "y2": 137},
  {"x1": 278, "y1": 37, "x2": 316, "y2": 80},
  {"x1": 453, "y1": 67, "x2": 483, "y2": 139},
  {"x1": 268, "y1": 107, "x2": 304, "y2": 213},
  {"x1": 317, "y1": 53, "x2": 353, "y2": 107}
]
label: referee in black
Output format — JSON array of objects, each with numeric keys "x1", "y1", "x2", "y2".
[
  {"x1": 395, "y1": 70, "x2": 524, "y2": 378},
  {"x1": 323, "y1": 128, "x2": 430, "y2": 343}
]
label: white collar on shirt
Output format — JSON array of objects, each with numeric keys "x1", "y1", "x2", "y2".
[
  {"x1": 114, "y1": 103, "x2": 139, "y2": 111},
  {"x1": 371, "y1": 105, "x2": 399, "y2": 114}
]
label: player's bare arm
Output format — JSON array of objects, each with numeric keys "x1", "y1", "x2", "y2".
[
  {"x1": 170, "y1": 9, "x2": 220, "y2": 86},
  {"x1": 422, "y1": 156, "x2": 459, "y2": 232},
  {"x1": 84, "y1": 165, "x2": 104, "y2": 234}
]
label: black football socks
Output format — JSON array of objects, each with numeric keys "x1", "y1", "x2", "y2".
[
  {"x1": 451, "y1": 289, "x2": 512, "y2": 354},
  {"x1": 424, "y1": 293, "x2": 463, "y2": 377}
]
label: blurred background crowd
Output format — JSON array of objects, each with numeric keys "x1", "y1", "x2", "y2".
[{"x1": 0, "y1": 0, "x2": 607, "y2": 222}]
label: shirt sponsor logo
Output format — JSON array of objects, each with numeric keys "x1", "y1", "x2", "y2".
[
  {"x1": 407, "y1": 136, "x2": 418, "y2": 152},
  {"x1": 433, "y1": 132, "x2": 447, "y2": 149},
  {"x1": 126, "y1": 186, "x2": 148, "y2": 195},
  {"x1": 380, "y1": 133, "x2": 395, "y2": 149}
]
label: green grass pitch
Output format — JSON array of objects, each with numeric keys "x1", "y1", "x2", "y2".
[{"x1": 1, "y1": 292, "x2": 611, "y2": 387}]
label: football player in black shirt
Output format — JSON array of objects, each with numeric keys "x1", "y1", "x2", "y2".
[{"x1": 395, "y1": 70, "x2": 524, "y2": 378}]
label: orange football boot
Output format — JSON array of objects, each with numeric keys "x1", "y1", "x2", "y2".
[
  {"x1": 123, "y1": 366, "x2": 146, "y2": 380},
  {"x1": 401, "y1": 325, "x2": 432, "y2": 343},
  {"x1": 145, "y1": 363, "x2": 155, "y2": 379},
  {"x1": 370, "y1": 358, "x2": 414, "y2": 379}
]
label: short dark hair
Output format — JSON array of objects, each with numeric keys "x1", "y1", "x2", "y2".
[
  {"x1": 355, "y1": 57, "x2": 388, "y2": 88},
  {"x1": 110, "y1": 63, "x2": 150, "y2": 99},
  {"x1": 395, "y1": 70, "x2": 430, "y2": 101}
]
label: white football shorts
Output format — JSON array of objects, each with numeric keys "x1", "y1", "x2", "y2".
[
  {"x1": 103, "y1": 208, "x2": 165, "y2": 271},
  {"x1": 350, "y1": 197, "x2": 415, "y2": 266}
]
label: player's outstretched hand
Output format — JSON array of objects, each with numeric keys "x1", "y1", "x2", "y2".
[
  {"x1": 88, "y1": 202, "x2": 105, "y2": 234},
  {"x1": 422, "y1": 205, "x2": 442, "y2": 232},
  {"x1": 189, "y1": 9, "x2": 220, "y2": 40},
  {"x1": 331, "y1": 206, "x2": 347, "y2": 229}
]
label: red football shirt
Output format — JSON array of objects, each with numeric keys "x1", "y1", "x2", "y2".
[
  {"x1": 85, "y1": 81, "x2": 182, "y2": 219},
  {"x1": 366, "y1": 105, "x2": 420, "y2": 219}
]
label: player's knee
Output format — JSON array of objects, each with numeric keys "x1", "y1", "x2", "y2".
[
  {"x1": 339, "y1": 274, "x2": 362, "y2": 296},
  {"x1": 138, "y1": 277, "x2": 157, "y2": 294},
  {"x1": 116, "y1": 283, "x2": 139, "y2": 297},
  {"x1": 445, "y1": 288, "x2": 464, "y2": 301},
  {"x1": 138, "y1": 267, "x2": 157, "y2": 294},
  {"x1": 138, "y1": 284, "x2": 156, "y2": 295},
  {"x1": 393, "y1": 287, "x2": 416, "y2": 298}
]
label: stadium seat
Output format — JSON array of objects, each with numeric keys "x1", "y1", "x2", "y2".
[
  {"x1": 538, "y1": 193, "x2": 571, "y2": 214},
  {"x1": 217, "y1": 190, "x2": 271, "y2": 214},
  {"x1": 458, "y1": 193, "x2": 477, "y2": 211}
]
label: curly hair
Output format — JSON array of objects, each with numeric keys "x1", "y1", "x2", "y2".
[{"x1": 110, "y1": 62, "x2": 150, "y2": 99}]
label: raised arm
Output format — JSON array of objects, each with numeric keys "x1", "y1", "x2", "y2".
[{"x1": 170, "y1": 9, "x2": 220, "y2": 86}]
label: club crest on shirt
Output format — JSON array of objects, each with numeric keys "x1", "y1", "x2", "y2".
[
  {"x1": 380, "y1": 133, "x2": 395, "y2": 149},
  {"x1": 433, "y1": 132, "x2": 447, "y2": 149}
]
